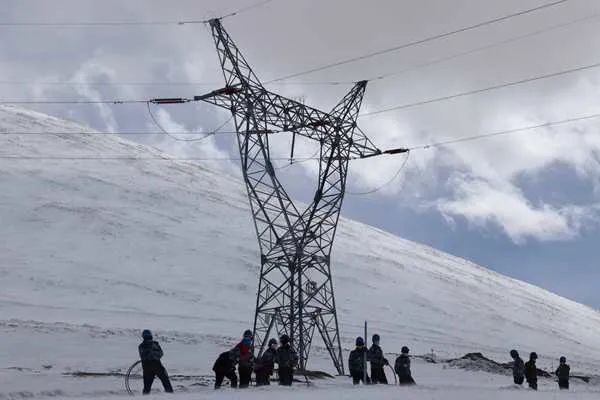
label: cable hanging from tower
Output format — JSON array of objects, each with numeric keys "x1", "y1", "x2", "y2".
[
  {"x1": 4, "y1": 110, "x2": 600, "y2": 161},
  {"x1": 146, "y1": 101, "x2": 235, "y2": 142},
  {"x1": 0, "y1": 0, "x2": 276, "y2": 27},
  {"x1": 264, "y1": 0, "x2": 571, "y2": 84},
  {"x1": 4, "y1": 58, "x2": 600, "y2": 118},
  {"x1": 2, "y1": 9, "x2": 597, "y2": 90}
]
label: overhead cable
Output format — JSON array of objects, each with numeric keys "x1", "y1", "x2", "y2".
[
  {"x1": 265, "y1": 0, "x2": 570, "y2": 83},
  {"x1": 360, "y1": 60, "x2": 600, "y2": 117},
  {"x1": 4, "y1": 58, "x2": 599, "y2": 109},
  {"x1": 347, "y1": 152, "x2": 410, "y2": 195},
  {"x1": 406, "y1": 111, "x2": 600, "y2": 150},
  {"x1": 2, "y1": 8, "x2": 596, "y2": 89},
  {"x1": 361, "y1": 12, "x2": 600, "y2": 85},
  {"x1": 0, "y1": 155, "x2": 319, "y2": 161},
  {"x1": 0, "y1": 99, "x2": 147, "y2": 105},
  {"x1": 146, "y1": 101, "x2": 234, "y2": 142},
  {"x1": 0, "y1": 0, "x2": 275, "y2": 27}
]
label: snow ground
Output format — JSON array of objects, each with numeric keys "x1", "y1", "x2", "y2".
[
  {"x1": 2, "y1": 319, "x2": 600, "y2": 399},
  {"x1": 2, "y1": 105, "x2": 600, "y2": 399}
]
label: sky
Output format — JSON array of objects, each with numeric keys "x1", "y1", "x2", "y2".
[{"x1": 1, "y1": 0, "x2": 600, "y2": 307}]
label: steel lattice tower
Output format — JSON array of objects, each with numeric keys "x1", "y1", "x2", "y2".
[{"x1": 198, "y1": 19, "x2": 381, "y2": 374}]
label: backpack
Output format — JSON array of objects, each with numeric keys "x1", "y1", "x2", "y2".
[
  {"x1": 139, "y1": 340, "x2": 163, "y2": 361},
  {"x1": 513, "y1": 357, "x2": 525, "y2": 377},
  {"x1": 394, "y1": 354, "x2": 411, "y2": 377},
  {"x1": 525, "y1": 361, "x2": 537, "y2": 381},
  {"x1": 349, "y1": 348, "x2": 366, "y2": 373},
  {"x1": 213, "y1": 351, "x2": 236, "y2": 372},
  {"x1": 556, "y1": 364, "x2": 570, "y2": 380},
  {"x1": 368, "y1": 345, "x2": 386, "y2": 367}
]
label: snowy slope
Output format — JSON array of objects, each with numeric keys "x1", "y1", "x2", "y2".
[{"x1": 2, "y1": 105, "x2": 600, "y2": 397}]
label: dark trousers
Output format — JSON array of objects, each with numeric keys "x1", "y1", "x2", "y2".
[
  {"x1": 351, "y1": 372, "x2": 370, "y2": 385},
  {"x1": 142, "y1": 361, "x2": 173, "y2": 394},
  {"x1": 255, "y1": 371, "x2": 271, "y2": 386},
  {"x1": 214, "y1": 370, "x2": 238, "y2": 389},
  {"x1": 238, "y1": 365, "x2": 252, "y2": 388},
  {"x1": 514, "y1": 376, "x2": 524, "y2": 385},
  {"x1": 371, "y1": 366, "x2": 388, "y2": 384},
  {"x1": 558, "y1": 379, "x2": 569, "y2": 390},
  {"x1": 399, "y1": 375, "x2": 416, "y2": 386},
  {"x1": 279, "y1": 367, "x2": 294, "y2": 386},
  {"x1": 527, "y1": 380, "x2": 538, "y2": 390}
]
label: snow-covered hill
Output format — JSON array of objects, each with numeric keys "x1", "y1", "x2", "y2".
[{"x1": 2, "y1": 105, "x2": 600, "y2": 398}]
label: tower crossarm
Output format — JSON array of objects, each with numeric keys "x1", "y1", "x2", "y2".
[
  {"x1": 201, "y1": 18, "x2": 380, "y2": 159},
  {"x1": 196, "y1": 87, "x2": 381, "y2": 159}
]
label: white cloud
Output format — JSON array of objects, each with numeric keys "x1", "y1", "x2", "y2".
[
  {"x1": 436, "y1": 175, "x2": 596, "y2": 243},
  {"x1": 71, "y1": 61, "x2": 119, "y2": 132},
  {"x1": 344, "y1": 70, "x2": 600, "y2": 243}
]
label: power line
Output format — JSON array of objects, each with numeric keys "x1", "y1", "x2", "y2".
[
  {"x1": 0, "y1": 99, "x2": 147, "y2": 105},
  {"x1": 0, "y1": 20, "x2": 186, "y2": 27},
  {"x1": 269, "y1": 11, "x2": 600, "y2": 87},
  {"x1": 6, "y1": 57, "x2": 600, "y2": 109},
  {"x1": 4, "y1": 92, "x2": 600, "y2": 149},
  {"x1": 360, "y1": 60, "x2": 600, "y2": 117},
  {"x1": 146, "y1": 101, "x2": 234, "y2": 142},
  {"x1": 2, "y1": 8, "x2": 595, "y2": 89},
  {"x1": 347, "y1": 151, "x2": 410, "y2": 195},
  {"x1": 0, "y1": 0, "x2": 275, "y2": 27},
  {"x1": 0, "y1": 128, "x2": 284, "y2": 135},
  {"x1": 0, "y1": 81, "x2": 223, "y2": 87},
  {"x1": 3, "y1": 57, "x2": 600, "y2": 121},
  {"x1": 407, "y1": 111, "x2": 600, "y2": 151},
  {"x1": 2, "y1": 11, "x2": 597, "y2": 90},
  {"x1": 3, "y1": 106, "x2": 597, "y2": 195},
  {"x1": 273, "y1": 149, "x2": 321, "y2": 170},
  {"x1": 0, "y1": 155, "x2": 319, "y2": 161},
  {"x1": 0, "y1": 80, "x2": 351, "y2": 87},
  {"x1": 1, "y1": 7, "x2": 588, "y2": 109},
  {"x1": 218, "y1": 0, "x2": 276, "y2": 22},
  {"x1": 346, "y1": 111, "x2": 600, "y2": 194},
  {"x1": 265, "y1": 0, "x2": 570, "y2": 83},
  {"x1": 2, "y1": 111, "x2": 599, "y2": 164},
  {"x1": 0, "y1": 131, "x2": 240, "y2": 135},
  {"x1": 364, "y1": 12, "x2": 600, "y2": 85}
]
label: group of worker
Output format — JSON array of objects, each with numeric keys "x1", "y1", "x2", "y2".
[
  {"x1": 137, "y1": 329, "x2": 299, "y2": 393},
  {"x1": 348, "y1": 334, "x2": 415, "y2": 386},
  {"x1": 136, "y1": 329, "x2": 572, "y2": 394},
  {"x1": 211, "y1": 329, "x2": 298, "y2": 389},
  {"x1": 510, "y1": 350, "x2": 571, "y2": 390}
]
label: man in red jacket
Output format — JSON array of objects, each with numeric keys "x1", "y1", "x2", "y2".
[{"x1": 235, "y1": 329, "x2": 255, "y2": 388}]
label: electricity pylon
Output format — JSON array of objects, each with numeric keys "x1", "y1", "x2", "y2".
[{"x1": 197, "y1": 18, "x2": 381, "y2": 374}]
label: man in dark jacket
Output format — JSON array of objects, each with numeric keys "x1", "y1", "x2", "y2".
[
  {"x1": 510, "y1": 350, "x2": 525, "y2": 385},
  {"x1": 138, "y1": 330, "x2": 174, "y2": 394},
  {"x1": 368, "y1": 334, "x2": 389, "y2": 384},
  {"x1": 524, "y1": 352, "x2": 538, "y2": 390},
  {"x1": 235, "y1": 329, "x2": 255, "y2": 388},
  {"x1": 275, "y1": 334, "x2": 298, "y2": 386},
  {"x1": 254, "y1": 338, "x2": 278, "y2": 386},
  {"x1": 348, "y1": 337, "x2": 369, "y2": 385},
  {"x1": 213, "y1": 347, "x2": 240, "y2": 389},
  {"x1": 555, "y1": 356, "x2": 570, "y2": 390},
  {"x1": 395, "y1": 346, "x2": 415, "y2": 385}
]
